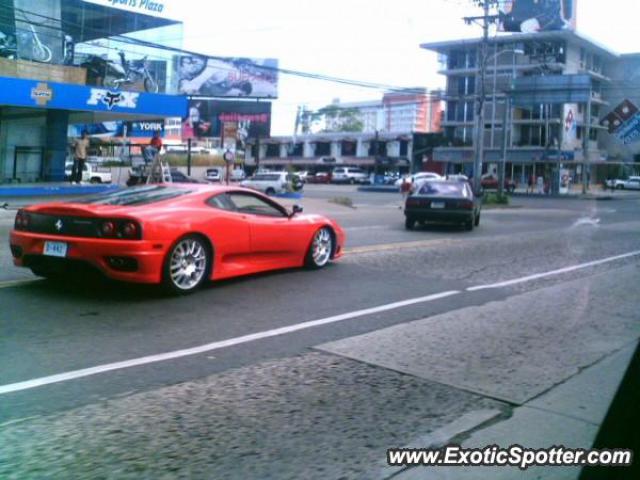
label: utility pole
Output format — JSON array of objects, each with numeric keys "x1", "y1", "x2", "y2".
[{"x1": 464, "y1": 0, "x2": 499, "y2": 193}]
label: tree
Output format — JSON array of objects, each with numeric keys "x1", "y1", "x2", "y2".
[{"x1": 310, "y1": 105, "x2": 364, "y2": 133}]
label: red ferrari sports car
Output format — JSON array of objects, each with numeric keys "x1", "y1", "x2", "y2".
[{"x1": 9, "y1": 184, "x2": 345, "y2": 293}]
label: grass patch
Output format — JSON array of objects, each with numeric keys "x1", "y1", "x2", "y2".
[
  {"x1": 483, "y1": 192, "x2": 510, "y2": 205},
  {"x1": 328, "y1": 196, "x2": 355, "y2": 208}
]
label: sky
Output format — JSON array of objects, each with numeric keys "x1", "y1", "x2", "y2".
[{"x1": 173, "y1": 0, "x2": 640, "y2": 135}]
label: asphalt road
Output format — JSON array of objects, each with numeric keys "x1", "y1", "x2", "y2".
[{"x1": 1, "y1": 185, "x2": 639, "y2": 479}]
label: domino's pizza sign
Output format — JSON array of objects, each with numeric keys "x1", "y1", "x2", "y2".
[
  {"x1": 600, "y1": 99, "x2": 640, "y2": 145},
  {"x1": 87, "y1": 89, "x2": 140, "y2": 110}
]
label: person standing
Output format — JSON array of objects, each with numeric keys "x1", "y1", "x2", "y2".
[
  {"x1": 71, "y1": 131, "x2": 89, "y2": 184},
  {"x1": 400, "y1": 176, "x2": 411, "y2": 209},
  {"x1": 144, "y1": 131, "x2": 163, "y2": 163}
]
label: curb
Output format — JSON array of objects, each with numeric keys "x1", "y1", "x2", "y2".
[{"x1": 274, "y1": 192, "x2": 303, "y2": 199}]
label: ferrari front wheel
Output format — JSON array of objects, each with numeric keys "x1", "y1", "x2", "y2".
[
  {"x1": 163, "y1": 235, "x2": 210, "y2": 294},
  {"x1": 306, "y1": 227, "x2": 333, "y2": 269}
]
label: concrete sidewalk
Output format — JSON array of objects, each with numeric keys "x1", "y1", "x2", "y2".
[{"x1": 317, "y1": 265, "x2": 640, "y2": 480}]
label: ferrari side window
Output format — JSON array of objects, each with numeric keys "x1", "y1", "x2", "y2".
[
  {"x1": 227, "y1": 192, "x2": 285, "y2": 217},
  {"x1": 206, "y1": 194, "x2": 235, "y2": 211}
]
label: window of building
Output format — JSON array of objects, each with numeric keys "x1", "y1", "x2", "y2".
[
  {"x1": 315, "y1": 142, "x2": 331, "y2": 156},
  {"x1": 265, "y1": 144, "x2": 280, "y2": 158}
]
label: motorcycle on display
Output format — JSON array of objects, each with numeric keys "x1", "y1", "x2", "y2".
[
  {"x1": 0, "y1": 25, "x2": 52, "y2": 63},
  {"x1": 106, "y1": 51, "x2": 159, "y2": 93},
  {"x1": 80, "y1": 51, "x2": 159, "y2": 93}
]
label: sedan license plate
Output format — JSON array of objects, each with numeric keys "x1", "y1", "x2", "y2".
[
  {"x1": 430, "y1": 202, "x2": 445, "y2": 209},
  {"x1": 43, "y1": 241, "x2": 68, "y2": 257}
]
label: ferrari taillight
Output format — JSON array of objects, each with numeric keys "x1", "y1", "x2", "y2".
[
  {"x1": 14, "y1": 210, "x2": 30, "y2": 230},
  {"x1": 121, "y1": 221, "x2": 138, "y2": 239},
  {"x1": 101, "y1": 221, "x2": 116, "y2": 237}
]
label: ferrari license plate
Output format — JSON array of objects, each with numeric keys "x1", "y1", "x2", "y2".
[
  {"x1": 43, "y1": 241, "x2": 68, "y2": 257},
  {"x1": 430, "y1": 202, "x2": 445, "y2": 209}
]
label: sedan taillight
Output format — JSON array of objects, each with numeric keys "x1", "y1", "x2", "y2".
[{"x1": 458, "y1": 200, "x2": 474, "y2": 210}]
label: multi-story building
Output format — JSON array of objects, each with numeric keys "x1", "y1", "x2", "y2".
[
  {"x1": 321, "y1": 90, "x2": 442, "y2": 135},
  {"x1": 421, "y1": 30, "x2": 640, "y2": 185},
  {"x1": 383, "y1": 88, "x2": 442, "y2": 133}
]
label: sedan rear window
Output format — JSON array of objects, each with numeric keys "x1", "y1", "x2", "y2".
[
  {"x1": 77, "y1": 186, "x2": 193, "y2": 206},
  {"x1": 417, "y1": 182, "x2": 468, "y2": 197}
]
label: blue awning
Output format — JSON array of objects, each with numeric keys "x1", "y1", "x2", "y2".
[{"x1": 0, "y1": 75, "x2": 187, "y2": 118}]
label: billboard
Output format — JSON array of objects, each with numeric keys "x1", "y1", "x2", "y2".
[
  {"x1": 71, "y1": 120, "x2": 164, "y2": 138},
  {"x1": 600, "y1": 99, "x2": 640, "y2": 145},
  {"x1": 183, "y1": 100, "x2": 271, "y2": 145},
  {"x1": 499, "y1": 0, "x2": 577, "y2": 33},
  {"x1": 176, "y1": 56, "x2": 278, "y2": 98}
]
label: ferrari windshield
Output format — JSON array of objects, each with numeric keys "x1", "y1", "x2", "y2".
[{"x1": 77, "y1": 186, "x2": 193, "y2": 206}]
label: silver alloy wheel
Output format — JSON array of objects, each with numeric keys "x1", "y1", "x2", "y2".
[
  {"x1": 311, "y1": 228, "x2": 332, "y2": 267},
  {"x1": 169, "y1": 237, "x2": 208, "y2": 290}
]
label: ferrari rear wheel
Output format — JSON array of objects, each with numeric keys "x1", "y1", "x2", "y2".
[
  {"x1": 306, "y1": 227, "x2": 333, "y2": 269},
  {"x1": 164, "y1": 235, "x2": 210, "y2": 294}
]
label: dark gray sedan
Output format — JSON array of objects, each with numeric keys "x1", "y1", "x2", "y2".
[{"x1": 404, "y1": 180, "x2": 481, "y2": 231}]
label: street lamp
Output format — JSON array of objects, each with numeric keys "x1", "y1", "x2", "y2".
[{"x1": 474, "y1": 46, "x2": 524, "y2": 195}]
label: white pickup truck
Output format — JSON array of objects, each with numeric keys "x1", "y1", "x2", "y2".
[{"x1": 65, "y1": 161, "x2": 112, "y2": 184}]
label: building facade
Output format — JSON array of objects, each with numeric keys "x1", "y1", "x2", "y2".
[
  {"x1": 323, "y1": 90, "x2": 442, "y2": 135},
  {"x1": 421, "y1": 30, "x2": 640, "y2": 185},
  {"x1": 244, "y1": 131, "x2": 415, "y2": 173}
]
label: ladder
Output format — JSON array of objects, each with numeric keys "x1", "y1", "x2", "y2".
[{"x1": 146, "y1": 152, "x2": 172, "y2": 184}]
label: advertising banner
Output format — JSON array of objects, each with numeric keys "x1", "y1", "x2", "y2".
[
  {"x1": 561, "y1": 103, "x2": 578, "y2": 150},
  {"x1": 183, "y1": 100, "x2": 271, "y2": 143},
  {"x1": 499, "y1": 0, "x2": 577, "y2": 33},
  {"x1": 0, "y1": 75, "x2": 187, "y2": 116},
  {"x1": 600, "y1": 99, "x2": 640, "y2": 145},
  {"x1": 176, "y1": 56, "x2": 278, "y2": 98}
]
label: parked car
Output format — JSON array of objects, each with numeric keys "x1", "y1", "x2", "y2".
[
  {"x1": 605, "y1": 176, "x2": 640, "y2": 190},
  {"x1": 306, "y1": 171, "x2": 332, "y2": 184},
  {"x1": 241, "y1": 172, "x2": 303, "y2": 195},
  {"x1": 126, "y1": 167, "x2": 202, "y2": 186},
  {"x1": 296, "y1": 171, "x2": 310, "y2": 183},
  {"x1": 446, "y1": 174, "x2": 470, "y2": 183},
  {"x1": 230, "y1": 169, "x2": 246, "y2": 181},
  {"x1": 480, "y1": 175, "x2": 517, "y2": 193},
  {"x1": 170, "y1": 169, "x2": 202, "y2": 184},
  {"x1": 404, "y1": 180, "x2": 481, "y2": 231},
  {"x1": 64, "y1": 161, "x2": 112, "y2": 184},
  {"x1": 395, "y1": 172, "x2": 443, "y2": 187},
  {"x1": 205, "y1": 168, "x2": 221, "y2": 182},
  {"x1": 332, "y1": 167, "x2": 369, "y2": 184},
  {"x1": 10, "y1": 184, "x2": 345, "y2": 293}
]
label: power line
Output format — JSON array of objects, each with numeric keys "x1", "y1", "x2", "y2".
[{"x1": 4, "y1": 7, "x2": 433, "y2": 95}]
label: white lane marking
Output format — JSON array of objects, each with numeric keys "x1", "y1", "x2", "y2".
[
  {"x1": 467, "y1": 250, "x2": 640, "y2": 292},
  {"x1": 571, "y1": 217, "x2": 601, "y2": 228},
  {"x1": 0, "y1": 290, "x2": 461, "y2": 395}
]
